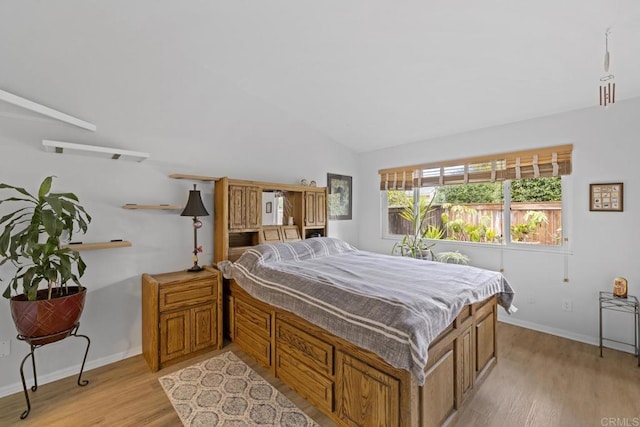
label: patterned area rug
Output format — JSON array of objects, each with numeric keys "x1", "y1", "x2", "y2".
[{"x1": 159, "y1": 351, "x2": 319, "y2": 426}]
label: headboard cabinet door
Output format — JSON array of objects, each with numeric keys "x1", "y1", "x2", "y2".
[{"x1": 229, "y1": 185, "x2": 261, "y2": 230}]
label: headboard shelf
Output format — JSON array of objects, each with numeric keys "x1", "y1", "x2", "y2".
[
  {"x1": 229, "y1": 232, "x2": 259, "y2": 247},
  {"x1": 214, "y1": 177, "x2": 328, "y2": 263}
]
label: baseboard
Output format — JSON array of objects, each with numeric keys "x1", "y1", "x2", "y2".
[
  {"x1": 498, "y1": 314, "x2": 636, "y2": 355},
  {"x1": 2, "y1": 317, "x2": 634, "y2": 399},
  {"x1": 0, "y1": 346, "x2": 142, "y2": 399}
]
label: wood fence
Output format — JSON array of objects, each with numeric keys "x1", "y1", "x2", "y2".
[{"x1": 389, "y1": 202, "x2": 562, "y2": 245}]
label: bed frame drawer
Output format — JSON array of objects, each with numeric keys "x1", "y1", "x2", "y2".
[
  {"x1": 235, "y1": 323, "x2": 271, "y2": 368},
  {"x1": 422, "y1": 345, "x2": 456, "y2": 427},
  {"x1": 235, "y1": 299, "x2": 271, "y2": 339},
  {"x1": 475, "y1": 308, "x2": 496, "y2": 376},
  {"x1": 276, "y1": 319, "x2": 334, "y2": 376},
  {"x1": 234, "y1": 298, "x2": 272, "y2": 368},
  {"x1": 337, "y1": 351, "x2": 400, "y2": 427},
  {"x1": 276, "y1": 350, "x2": 334, "y2": 414}
]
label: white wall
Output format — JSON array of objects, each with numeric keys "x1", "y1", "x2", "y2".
[
  {"x1": 358, "y1": 96, "x2": 640, "y2": 351},
  {"x1": 0, "y1": 0, "x2": 360, "y2": 397},
  {"x1": 0, "y1": 112, "x2": 358, "y2": 397}
]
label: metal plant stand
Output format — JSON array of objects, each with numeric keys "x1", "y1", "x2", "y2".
[
  {"x1": 599, "y1": 291, "x2": 639, "y2": 367},
  {"x1": 17, "y1": 323, "x2": 91, "y2": 419}
]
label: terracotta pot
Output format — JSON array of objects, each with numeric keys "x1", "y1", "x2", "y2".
[{"x1": 10, "y1": 286, "x2": 87, "y2": 346}]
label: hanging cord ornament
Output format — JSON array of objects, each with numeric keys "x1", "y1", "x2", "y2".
[{"x1": 599, "y1": 29, "x2": 616, "y2": 107}]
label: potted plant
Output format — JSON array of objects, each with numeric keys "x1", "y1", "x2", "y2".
[
  {"x1": 0, "y1": 176, "x2": 91, "y2": 345},
  {"x1": 434, "y1": 251, "x2": 470, "y2": 265},
  {"x1": 391, "y1": 193, "x2": 472, "y2": 265},
  {"x1": 391, "y1": 193, "x2": 442, "y2": 260}
]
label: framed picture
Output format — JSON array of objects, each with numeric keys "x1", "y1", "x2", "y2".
[
  {"x1": 265, "y1": 201, "x2": 272, "y2": 214},
  {"x1": 590, "y1": 183, "x2": 623, "y2": 212},
  {"x1": 327, "y1": 173, "x2": 352, "y2": 220}
]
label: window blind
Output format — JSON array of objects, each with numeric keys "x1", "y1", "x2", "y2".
[{"x1": 379, "y1": 144, "x2": 572, "y2": 190}]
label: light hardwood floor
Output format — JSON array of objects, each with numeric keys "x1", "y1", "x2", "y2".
[
  {"x1": 0, "y1": 322, "x2": 638, "y2": 426},
  {"x1": 452, "y1": 323, "x2": 640, "y2": 427}
]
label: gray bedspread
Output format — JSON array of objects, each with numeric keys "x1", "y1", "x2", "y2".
[{"x1": 218, "y1": 237, "x2": 514, "y2": 385}]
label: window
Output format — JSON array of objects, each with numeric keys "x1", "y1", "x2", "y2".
[
  {"x1": 508, "y1": 177, "x2": 562, "y2": 245},
  {"x1": 380, "y1": 145, "x2": 571, "y2": 248},
  {"x1": 386, "y1": 187, "x2": 438, "y2": 238},
  {"x1": 435, "y1": 182, "x2": 504, "y2": 244}
]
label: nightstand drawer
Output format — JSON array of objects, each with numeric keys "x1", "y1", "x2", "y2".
[{"x1": 159, "y1": 279, "x2": 216, "y2": 312}]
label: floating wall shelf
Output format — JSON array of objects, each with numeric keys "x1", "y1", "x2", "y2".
[
  {"x1": 169, "y1": 173, "x2": 219, "y2": 182},
  {"x1": 43, "y1": 140, "x2": 150, "y2": 162},
  {"x1": 62, "y1": 241, "x2": 132, "y2": 251},
  {"x1": 0, "y1": 88, "x2": 96, "y2": 131},
  {"x1": 122, "y1": 204, "x2": 182, "y2": 210}
]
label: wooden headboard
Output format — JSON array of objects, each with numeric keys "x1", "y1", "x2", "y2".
[{"x1": 213, "y1": 177, "x2": 328, "y2": 263}]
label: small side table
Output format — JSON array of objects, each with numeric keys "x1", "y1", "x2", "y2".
[
  {"x1": 599, "y1": 291, "x2": 639, "y2": 366},
  {"x1": 141, "y1": 269, "x2": 222, "y2": 372}
]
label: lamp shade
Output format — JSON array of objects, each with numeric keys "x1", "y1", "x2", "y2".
[{"x1": 181, "y1": 185, "x2": 209, "y2": 217}]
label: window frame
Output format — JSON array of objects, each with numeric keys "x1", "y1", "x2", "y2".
[{"x1": 382, "y1": 176, "x2": 571, "y2": 253}]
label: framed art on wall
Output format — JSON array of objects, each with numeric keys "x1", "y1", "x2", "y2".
[
  {"x1": 327, "y1": 173, "x2": 352, "y2": 220},
  {"x1": 590, "y1": 183, "x2": 623, "y2": 212}
]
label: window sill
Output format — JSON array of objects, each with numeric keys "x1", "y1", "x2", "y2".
[{"x1": 382, "y1": 235, "x2": 572, "y2": 255}]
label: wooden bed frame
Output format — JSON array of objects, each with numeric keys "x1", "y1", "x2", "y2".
[
  {"x1": 213, "y1": 176, "x2": 499, "y2": 426},
  {"x1": 224, "y1": 279, "x2": 498, "y2": 427}
]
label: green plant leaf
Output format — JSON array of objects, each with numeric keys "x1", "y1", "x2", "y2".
[
  {"x1": 78, "y1": 257, "x2": 86, "y2": 277},
  {"x1": 0, "y1": 196, "x2": 34, "y2": 206},
  {"x1": 0, "y1": 207, "x2": 30, "y2": 225},
  {"x1": 44, "y1": 195, "x2": 63, "y2": 216},
  {"x1": 0, "y1": 183, "x2": 35, "y2": 199},
  {"x1": 60, "y1": 199, "x2": 76, "y2": 213},
  {"x1": 0, "y1": 224, "x2": 13, "y2": 255},
  {"x1": 41, "y1": 210, "x2": 59, "y2": 237},
  {"x1": 22, "y1": 269, "x2": 35, "y2": 290},
  {"x1": 38, "y1": 176, "x2": 53, "y2": 200},
  {"x1": 50, "y1": 192, "x2": 79, "y2": 202}
]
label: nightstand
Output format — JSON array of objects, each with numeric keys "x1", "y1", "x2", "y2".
[
  {"x1": 599, "y1": 291, "x2": 639, "y2": 367},
  {"x1": 142, "y1": 269, "x2": 222, "y2": 372}
]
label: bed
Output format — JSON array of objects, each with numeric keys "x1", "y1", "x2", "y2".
[{"x1": 218, "y1": 237, "x2": 514, "y2": 426}]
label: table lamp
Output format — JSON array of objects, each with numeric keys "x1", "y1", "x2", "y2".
[{"x1": 181, "y1": 184, "x2": 209, "y2": 272}]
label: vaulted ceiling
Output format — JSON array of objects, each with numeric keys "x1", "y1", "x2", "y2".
[{"x1": 1, "y1": 1, "x2": 639, "y2": 153}]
